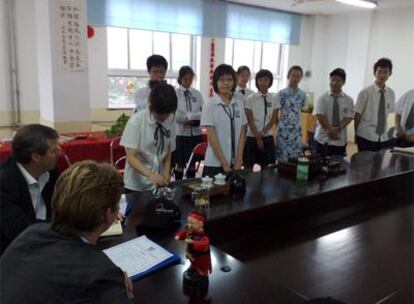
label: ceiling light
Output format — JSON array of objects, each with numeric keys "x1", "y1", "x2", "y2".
[{"x1": 335, "y1": 0, "x2": 378, "y2": 9}]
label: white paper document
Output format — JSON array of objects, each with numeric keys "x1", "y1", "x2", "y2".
[
  {"x1": 119, "y1": 194, "x2": 128, "y2": 216},
  {"x1": 392, "y1": 146, "x2": 414, "y2": 155},
  {"x1": 103, "y1": 236, "x2": 174, "y2": 278}
]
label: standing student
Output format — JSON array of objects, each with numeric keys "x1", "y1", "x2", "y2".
[
  {"x1": 174, "y1": 66, "x2": 204, "y2": 180},
  {"x1": 354, "y1": 58, "x2": 395, "y2": 152},
  {"x1": 394, "y1": 89, "x2": 414, "y2": 147},
  {"x1": 276, "y1": 65, "x2": 307, "y2": 161},
  {"x1": 201, "y1": 64, "x2": 247, "y2": 177},
  {"x1": 244, "y1": 69, "x2": 280, "y2": 170},
  {"x1": 313, "y1": 68, "x2": 354, "y2": 156},
  {"x1": 235, "y1": 66, "x2": 254, "y2": 97},
  {"x1": 134, "y1": 54, "x2": 168, "y2": 113},
  {"x1": 121, "y1": 83, "x2": 177, "y2": 192},
  {"x1": 1, "y1": 161, "x2": 132, "y2": 303}
]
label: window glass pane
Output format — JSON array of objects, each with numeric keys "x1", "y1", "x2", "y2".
[
  {"x1": 269, "y1": 78, "x2": 279, "y2": 93},
  {"x1": 224, "y1": 38, "x2": 234, "y2": 65},
  {"x1": 153, "y1": 32, "x2": 170, "y2": 66},
  {"x1": 108, "y1": 76, "x2": 148, "y2": 108},
  {"x1": 107, "y1": 27, "x2": 128, "y2": 69},
  {"x1": 262, "y1": 42, "x2": 280, "y2": 73},
  {"x1": 253, "y1": 41, "x2": 262, "y2": 73},
  {"x1": 165, "y1": 77, "x2": 178, "y2": 88},
  {"x1": 130, "y1": 29, "x2": 153, "y2": 70},
  {"x1": 232, "y1": 39, "x2": 254, "y2": 71},
  {"x1": 171, "y1": 33, "x2": 191, "y2": 71}
]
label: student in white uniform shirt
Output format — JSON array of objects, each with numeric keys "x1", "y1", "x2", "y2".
[
  {"x1": 121, "y1": 83, "x2": 177, "y2": 192},
  {"x1": 173, "y1": 66, "x2": 205, "y2": 180},
  {"x1": 313, "y1": 68, "x2": 354, "y2": 156},
  {"x1": 244, "y1": 69, "x2": 280, "y2": 170},
  {"x1": 235, "y1": 66, "x2": 254, "y2": 97},
  {"x1": 201, "y1": 64, "x2": 247, "y2": 177},
  {"x1": 133, "y1": 55, "x2": 168, "y2": 113},
  {"x1": 354, "y1": 58, "x2": 395, "y2": 152},
  {"x1": 395, "y1": 89, "x2": 414, "y2": 147}
]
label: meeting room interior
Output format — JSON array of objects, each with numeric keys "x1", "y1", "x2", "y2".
[{"x1": 0, "y1": 0, "x2": 413, "y2": 303}]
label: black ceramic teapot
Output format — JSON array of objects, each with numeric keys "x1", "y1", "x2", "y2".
[{"x1": 226, "y1": 172, "x2": 246, "y2": 195}]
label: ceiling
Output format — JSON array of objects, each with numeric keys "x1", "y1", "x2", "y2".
[{"x1": 226, "y1": 0, "x2": 414, "y2": 15}]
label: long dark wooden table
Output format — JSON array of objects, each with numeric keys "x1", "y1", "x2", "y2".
[{"x1": 99, "y1": 150, "x2": 414, "y2": 303}]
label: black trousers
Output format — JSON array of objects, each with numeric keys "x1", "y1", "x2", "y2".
[
  {"x1": 315, "y1": 141, "x2": 346, "y2": 156},
  {"x1": 356, "y1": 136, "x2": 393, "y2": 152}
]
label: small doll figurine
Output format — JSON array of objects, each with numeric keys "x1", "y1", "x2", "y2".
[{"x1": 175, "y1": 210, "x2": 212, "y2": 277}]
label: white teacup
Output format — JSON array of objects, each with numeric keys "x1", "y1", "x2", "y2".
[
  {"x1": 201, "y1": 176, "x2": 213, "y2": 188},
  {"x1": 214, "y1": 173, "x2": 226, "y2": 184}
]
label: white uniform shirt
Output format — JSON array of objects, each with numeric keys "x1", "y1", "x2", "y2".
[
  {"x1": 175, "y1": 86, "x2": 204, "y2": 137},
  {"x1": 395, "y1": 89, "x2": 414, "y2": 136},
  {"x1": 120, "y1": 108, "x2": 176, "y2": 191},
  {"x1": 201, "y1": 94, "x2": 247, "y2": 167},
  {"x1": 16, "y1": 163, "x2": 49, "y2": 220},
  {"x1": 245, "y1": 92, "x2": 280, "y2": 138},
  {"x1": 236, "y1": 86, "x2": 254, "y2": 97},
  {"x1": 354, "y1": 83, "x2": 395, "y2": 142},
  {"x1": 313, "y1": 91, "x2": 354, "y2": 146},
  {"x1": 134, "y1": 86, "x2": 151, "y2": 113},
  {"x1": 235, "y1": 86, "x2": 254, "y2": 107}
]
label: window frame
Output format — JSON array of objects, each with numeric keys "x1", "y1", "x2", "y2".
[
  {"x1": 107, "y1": 28, "x2": 200, "y2": 109},
  {"x1": 225, "y1": 38, "x2": 288, "y2": 93}
]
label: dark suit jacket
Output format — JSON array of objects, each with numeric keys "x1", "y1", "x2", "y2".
[
  {"x1": 1, "y1": 223, "x2": 129, "y2": 304},
  {"x1": 0, "y1": 157, "x2": 59, "y2": 253}
]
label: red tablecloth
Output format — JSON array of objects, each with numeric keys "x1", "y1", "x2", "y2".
[
  {"x1": 0, "y1": 131, "x2": 124, "y2": 172},
  {"x1": 0, "y1": 130, "x2": 208, "y2": 172}
]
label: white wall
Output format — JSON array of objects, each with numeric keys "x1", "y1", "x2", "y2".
[
  {"x1": 88, "y1": 27, "x2": 108, "y2": 109},
  {"x1": 35, "y1": 0, "x2": 54, "y2": 121},
  {"x1": 365, "y1": 7, "x2": 414, "y2": 99},
  {"x1": 296, "y1": 7, "x2": 414, "y2": 103},
  {"x1": 288, "y1": 15, "x2": 313, "y2": 92},
  {"x1": 0, "y1": 0, "x2": 11, "y2": 113},
  {"x1": 16, "y1": 0, "x2": 39, "y2": 111}
]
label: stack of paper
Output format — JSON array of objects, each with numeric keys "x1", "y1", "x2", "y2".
[
  {"x1": 101, "y1": 221, "x2": 123, "y2": 237},
  {"x1": 100, "y1": 194, "x2": 132, "y2": 238},
  {"x1": 392, "y1": 146, "x2": 414, "y2": 155},
  {"x1": 103, "y1": 236, "x2": 180, "y2": 281}
]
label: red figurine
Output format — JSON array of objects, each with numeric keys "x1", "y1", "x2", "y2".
[{"x1": 175, "y1": 211, "x2": 212, "y2": 277}]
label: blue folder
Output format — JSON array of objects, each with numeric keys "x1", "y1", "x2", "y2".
[{"x1": 130, "y1": 248, "x2": 181, "y2": 282}]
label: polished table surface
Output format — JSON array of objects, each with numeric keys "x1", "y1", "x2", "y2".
[
  {"x1": 99, "y1": 150, "x2": 414, "y2": 303},
  {"x1": 248, "y1": 205, "x2": 413, "y2": 304}
]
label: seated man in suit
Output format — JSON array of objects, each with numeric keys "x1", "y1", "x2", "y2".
[
  {"x1": 0, "y1": 124, "x2": 60, "y2": 252},
  {"x1": 1, "y1": 161, "x2": 133, "y2": 303}
]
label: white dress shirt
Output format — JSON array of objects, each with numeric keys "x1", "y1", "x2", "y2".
[
  {"x1": 313, "y1": 91, "x2": 354, "y2": 146},
  {"x1": 201, "y1": 94, "x2": 247, "y2": 167},
  {"x1": 235, "y1": 86, "x2": 254, "y2": 97},
  {"x1": 121, "y1": 108, "x2": 176, "y2": 191},
  {"x1": 245, "y1": 92, "x2": 280, "y2": 138},
  {"x1": 175, "y1": 86, "x2": 204, "y2": 137},
  {"x1": 16, "y1": 163, "x2": 49, "y2": 220},
  {"x1": 395, "y1": 89, "x2": 414, "y2": 136},
  {"x1": 354, "y1": 83, "x2": 395, "y2": 142}
]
